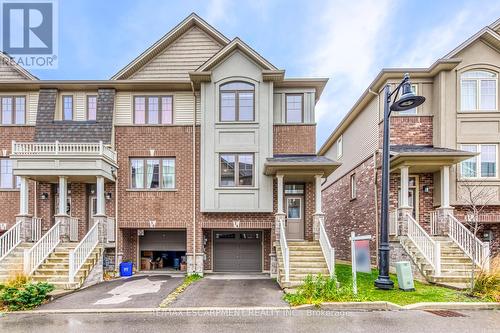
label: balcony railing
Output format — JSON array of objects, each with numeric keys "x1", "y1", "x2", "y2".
[{"x1": 11, "y1": 141, "x2": 117, "y2": 162}]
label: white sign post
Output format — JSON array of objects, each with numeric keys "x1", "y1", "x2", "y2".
[{"x1": 350, "y1": 232, "x2": 372, "y2": 296}]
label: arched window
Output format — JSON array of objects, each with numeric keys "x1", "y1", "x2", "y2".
[
  {"x1": 220, "y1": 81, "x2": 254, "y2": 121},
  {"x1": 461, "y1": 70, "x2": 497, "y2": 111}
]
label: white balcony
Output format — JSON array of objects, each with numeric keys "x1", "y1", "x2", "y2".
[{"x1": 11, "y1": 141, "x2": 118, "y2": 182}]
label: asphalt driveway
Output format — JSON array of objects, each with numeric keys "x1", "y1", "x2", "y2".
[
  {"x1": 39, "y1": 275, "x2": 183, "y2": 309},
  {"x1": 169, "y1": 277, "x2": 287, "y2": 307}
]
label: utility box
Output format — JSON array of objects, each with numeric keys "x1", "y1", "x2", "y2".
[{"x1": 395, "y1": 261, "x2": 415, "y2": 291}]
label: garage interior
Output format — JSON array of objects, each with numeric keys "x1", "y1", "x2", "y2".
[{"x1": 139, "y1": 230, "x2": 187, "y2": 271}]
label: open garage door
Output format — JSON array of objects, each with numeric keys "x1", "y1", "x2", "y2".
[{"x1": 213, "y1": 231, "x2": 262, "y2": 272}]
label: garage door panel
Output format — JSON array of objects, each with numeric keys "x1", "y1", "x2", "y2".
[
  {"x1": 214, "y1": 231, "x2": 262, "y2": 272},
  {"x1": 139, "y1": 230, "x2": 187, "y2": 251}
]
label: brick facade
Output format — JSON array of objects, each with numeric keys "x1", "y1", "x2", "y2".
[
  {"x1": 0, "y1": 126, "x2": 36, "y2": 228},
  {"x1": 379, "y1": 116, "x2": 433, "y2": 146},
  {"x1": 323, "y1": 156, "x2": 378, "y2": 263},
  {"x1": 273, "y1": 125, "x2": 316, "y2": 155}
]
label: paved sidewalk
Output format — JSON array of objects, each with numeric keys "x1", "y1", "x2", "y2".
[
  {"x1": 169, "y1": 278, "x2": 287, "y2": 307},
  {"x1": 39, "y1": 275, "x2": 182, "y2": 309}
]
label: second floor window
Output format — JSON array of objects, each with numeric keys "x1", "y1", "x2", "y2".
[
  {"x1": 130, "y1": 158, "x2": 175, "y2": 189},
  {"x1": 220, "y1": 153, "x2": 254, "y2": 187},
  {"x1": 220, "y1": 82, "x2": 254, "y2": 122},
  {"x1": 63, "y1": 95, "x2": 73, "y2": 121},
  {"x1": 336, "y1": 135, "x2": 343, "y2": 159},
  {"x1": 461, "y1": 70, "x2": 497, "y2": 111},
  {"x1": 286, "y1": 94, "x2": 303, "y2": 123},
  {"x1": 0, "y1": 159, "x2": 20, "y2": 189},
  {"x1": 87, "y1": 95, "x2": 97, "y2": 121},
  {"x1": 1, "y1": 96, "x2": 26, "y2": 125},
  {"x1": 134, "y1": 96, "x2": 173, "y2": 125},
  {"x1": 461, "y1": 144, "x2": 497, "y2": 178}
]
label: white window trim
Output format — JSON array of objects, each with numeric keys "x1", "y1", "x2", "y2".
[
  {"x1": 336, "y1": 135, "x2": 343, "y2": 159},
  {"x1": 460, "y1": 144, "x2": 498, "y2": 179},
  {"x1": 460, "y1": 70, "x2": 498, "y2": 112}
]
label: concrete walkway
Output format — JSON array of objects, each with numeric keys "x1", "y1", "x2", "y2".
[
  {"x1": 39, "y1": 275, "x2": 183, "y2": 309},
  {"x1": 169, "y1": 278, "x2": 287, "y2": 307}
]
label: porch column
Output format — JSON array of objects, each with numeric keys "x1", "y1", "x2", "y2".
[
  {"x1": 399, "y1": 166, "x2": 410, "y2": 208},
  {"x1": 19, "y1": 176, "x2": 29, "y2": 216},
  {"x1": 96, "y1": 176, "x2": 105, "y2": 216},
  {"x1": 314, "y1": 174, "x2": 323, "y2": 214},
  {"x1": 435, "y1": 165, "x2": 454, "y2": 235},
  {"x1": 276, "y1": 174, "x2": 284, "y2": 214},
  {"x1": 272, "y1": 174, "x2": 285, "y2": 277},
  {"x1": 58, "y1": 176, "x2": 68, "y2": 216},
  {"x1": 397, "y1": 166, "x2": 412, "y2": 235},
  {"x1": 440, "y1": 165, "x2": 450, "y2": 208},
  {"x1": 16, "y1": 176, "x2": 33, "y2": 242},
  {"x1": 55, "y1": 176, "x2": 70, "y2": 242},
  {"x1": 313, "y1": 174, "x2": 325, "y2": 241},
  {"x1": 94, "y1": 176, "x2": 107, "y2": 244}
]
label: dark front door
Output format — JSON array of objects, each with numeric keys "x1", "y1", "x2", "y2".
[{"x1": 213, "y1": 231, "x2": 262, "y2": 272}]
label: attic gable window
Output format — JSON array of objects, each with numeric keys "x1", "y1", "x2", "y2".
[
  {"x1": 461, "y1": 70, "x2": 497, "y2": 111},
  {"x1": 133, "y1": 96, "x2": 173, "y2": 125},
  {"x1": 220, "y1": 81, "x2": 254, "y2": 122}
]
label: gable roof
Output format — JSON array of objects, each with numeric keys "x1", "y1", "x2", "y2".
[
  {"x1": 443, "y1": 26, "x2": 500, "y2": 59},
  {"x1": 195, "y1": 37, "x2": 278, "y2": 72},
  {"x1": 0, "y1": 51, "x2": 38, "y2": 80},
  {"x1": 318, "y1": 18, "x2": 500, "y2": 156},
  {"x1": 111, "y1": 13, "x2": 230, "y2": 80}
]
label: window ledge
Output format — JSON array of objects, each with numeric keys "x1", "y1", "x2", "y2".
[
  {"x1": 215, "y1": 186, "x2": 258, "y2": 190},
  {"x1": 458, "y1": 178, "x2": 498, "y2": 182},
  {"x1": 0, "y1": 188, "x2": 20, "y2": 192},
  {"x1": 126, "y1": 188, "x2": 177, "y2": 192},
  {"x1": 458, "y1": 110, "x2": 499, "y2": 114},
  {"x1": 125, "y1": 124, "x2": 176, "y2": 126},
  {"x1": 0, "y1": 124, "x2": 33, "y2": 127},
  {"x1": 216, "y1": 121, "x2": 259, "y2": 125},
  {"x1": 274, "y1": 123, "x2": 316, "y2": 126}
]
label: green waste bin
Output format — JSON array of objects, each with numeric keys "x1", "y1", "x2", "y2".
[{"x1": 395, "y1": 261, "x2": 415, "y2": 291}]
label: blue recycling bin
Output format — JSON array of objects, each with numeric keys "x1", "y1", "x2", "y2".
[
  {"x1": 173, "y1": 258, "x2": 180, "y2": 270},
  {"x1": 120, "y1": 261, "x2": 133, "y2": 277}
]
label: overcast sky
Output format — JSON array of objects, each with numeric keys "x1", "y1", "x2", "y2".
[{"x1": 27, "y1": 0, "x2": 500, "y2": 149}]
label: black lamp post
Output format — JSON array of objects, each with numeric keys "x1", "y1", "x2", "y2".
[{"x1": 374, "y1": 73, "x2": 426, "y2": 290}]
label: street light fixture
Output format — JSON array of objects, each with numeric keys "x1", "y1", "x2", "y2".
[{"x1": 374, "y1": 73, "x2": 426, "y2": 290}]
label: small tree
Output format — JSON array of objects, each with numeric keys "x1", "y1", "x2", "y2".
[{"x1": 458, "y1": 180, "x2": 496, "y2": 290}]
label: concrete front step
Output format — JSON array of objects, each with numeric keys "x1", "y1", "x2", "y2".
[
  {"x1": 429, "y1": 275, "x2": 472, "y2": 283},
  {"x1": 278, "y1": 262, "x2": 328, "y2": 268}
]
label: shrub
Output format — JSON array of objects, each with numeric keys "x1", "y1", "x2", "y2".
[
  {"x1": 472, "y1": 255, "x2": 500, "y2": 302},
  {"x1": 284, "y1": 274, "x2": 367, "y2": 306},
  {"x1": 0, "y1": 275, "x2": 55, "y2": 311}
]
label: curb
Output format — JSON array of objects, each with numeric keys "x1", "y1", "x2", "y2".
[
  {"x1": 403, "y1": 302, "x2": 500, "y2": 310},
  {"x1": 3, "y1": 302, "x2": 498, "y2": 314}
]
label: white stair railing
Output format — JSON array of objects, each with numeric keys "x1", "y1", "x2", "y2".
[
  {"x1": 69, "y1": 222, "x2": 99, "y2": 283},
  {"x1": 279, "y1": 218, "x2": 290, "y2": 283},
  {"x1": 406, "y1": 213, "x2": 441, "y2": 276},
  {"x1": 430, "y1": 211, "x2": 439, "y2": 235},
  {"x1": 31, "y1": 217, "x2": 42, "y2": 242},
  {"x1": 106, "y1": 217, "x2": 115, "y2": 242},
  {"x1": 389, "y1": 211, "x2": 398, "y2": 236},
  {"x1": 318, "y1": 216, "x2": 335, "y2": 278},
  {"x1": 447, "y1": 214, "x2": 490, "y2": 271},
  {"x1": 0, "y1": 220, "x2": 22, "y2": 261},
  {"x1": 24, "y1": 222, "x2": 60, "y2": 275},
  {"x1": 69, "y1": 217, "x2": 79, "y2": 242}
]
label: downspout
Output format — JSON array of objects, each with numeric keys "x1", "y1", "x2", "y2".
[
  {"x1": 368, "y1": 88, "x2": 380, "y2": 266},
  {"x1": 34, "y1": 180, "x2": 37, "y2": 218},
  {"x1": 114, "y1": 175, "x2": 118, "y2": 271},
  {"x1": 191, "y1": 81, "x2": 197, "y2": 274}
]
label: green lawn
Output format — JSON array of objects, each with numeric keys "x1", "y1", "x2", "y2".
[{"x1": 285, "y1": 264, "x2": 485, "y2": 306}]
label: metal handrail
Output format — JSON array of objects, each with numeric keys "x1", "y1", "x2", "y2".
[{"x1": 278, "y1": 217, "x2": 290, "y2": 282}]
